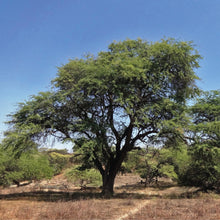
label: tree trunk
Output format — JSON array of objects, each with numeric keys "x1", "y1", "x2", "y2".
[
  {"x1": 101, "y1": 151, "x2": 128, "y2": 197},
  {"x1": 101, "y1": 171, "x2": 116, "y2": 197}
]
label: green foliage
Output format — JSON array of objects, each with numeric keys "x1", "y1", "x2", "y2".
[
  {"x1": 189, "y1": 90, "x2": 220, "y2": 147},
  {"x1": 138, "y1": 162, "x2": 160, "y2": 184},
  {"x1": 158, "y1": 145, "x2": 190, "y2": 180},
  {"x1": 134, "y1": 145, "x2": 190, "y2": 184},
  {"x1": 2, "y1": 124, "x2": 40, "y2": 158},
  {"x1": 121, "y1": 149, "x2": 143, "y2": 173},
  {"x1": 65, "y1": 166, "x2": 102, "y2": 187},
  {"x1": 18, "y1": 153, "x2": 54, "y2": 181},
  {"x1": 47, "y1": 151, "x2": 71, "y2": 174},
  {"x1": 179, "y1": 144, "x2": 220, "y2": 190},
  {"x1": 159, "y1": 164, "x2": 177, "y2": 179},
  {"x1": 132, "y1": 148, "x2": 159, "y2": 184},
  {"x1": 191, "y1": 90, "x2": 220, "y2": 124},
  {"x1": 122, "y1": 147, "x2": 182, "y2": 183},
  {"x1": 0, "y1": 151, "x2": 21, "y2": 186},
  {"x1": 180, "y1": 90, "x2": 220, "y2": 190},
  {"x1": 4, "y1": 38, "x2": 201, "y2": 194},
  {"x1": 0, "y1": 146, "x2": 54, "y2": 186}
]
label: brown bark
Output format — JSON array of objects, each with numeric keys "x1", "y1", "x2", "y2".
[
  {"x1": 101, "y1": 172, "x2": 116, "y2": 197},
  {"x1": 101, "y1": 150, "x2": 128, "y2": 197}
]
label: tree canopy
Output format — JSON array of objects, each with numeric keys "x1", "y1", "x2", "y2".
[{"x1": 5, "y1": 38, "x2": 201, "y2": 195}]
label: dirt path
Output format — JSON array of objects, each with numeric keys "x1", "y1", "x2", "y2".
[
  {"x1": 114, "y1": 178, "x2": 200, "y2": 220},
  {"x1": 116, "y1": 200, "x2": 150, "y2": 220}
]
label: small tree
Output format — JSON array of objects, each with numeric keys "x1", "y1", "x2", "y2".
[
  {"x1": 136, "y1": 146, "x2": 189, "y2": 185},
  {"x1": 6, "y1": 38, "x2": 201, "y2": 196},
  {"x1": 133, "y1": 147, "x2": 159, "y2": 186}
]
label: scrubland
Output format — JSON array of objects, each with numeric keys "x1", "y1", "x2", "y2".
[{"x1": 0, "y1": 174, "x2": 219, "y2": 220}]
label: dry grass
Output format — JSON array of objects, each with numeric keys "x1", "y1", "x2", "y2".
[
  {"x1": 0, "y1": 174, "x2": 220, "y2": 220},
  {"x1": 0, "y1": 198, "x2": 139, "y2": 220},
  {"x1": 126, "y1": 198, "x2": 220, "y2": 220},
  {"x1": 0, "y1": 196, "x2": 220, "y2": 220}
]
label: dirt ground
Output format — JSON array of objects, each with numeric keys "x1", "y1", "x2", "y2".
[{"x1": 0, "y1": 173, "x2": 220, "y2": 220}]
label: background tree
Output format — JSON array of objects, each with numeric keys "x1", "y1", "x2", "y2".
[
  {"x1": 134, "y1": 144, "x2": 190, "y2": 186},
  {"x1": 158, "y1": 144, "x2": 190, "y2": 182},
  {"x1": 136, "y1": 147, "x2": 161, "y2": 186},
  {"x1": 6, "y1": 38, "x2": 201, "y2": 196},
  {"x1": 180, "y1": 90, "x2": 220, "y2": 191},
  {"x1": 42, "y1": 148, "x2": 72, "y2": 175},
  {"x1": 121, "y1": 149, "x2": 143, "y2": 174}
]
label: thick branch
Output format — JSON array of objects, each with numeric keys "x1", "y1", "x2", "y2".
[
  {"x1": 93, "y1": 151, "x2": 105, "y2": 176},
  {"x1": 131, "y1": 129, "x2": 157, "y2": 146},
  {"x1": 107, "y1": 93, "x2": 120, "y2": 144}
]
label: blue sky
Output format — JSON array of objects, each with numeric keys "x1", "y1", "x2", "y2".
[{"x1": 0, "y1": 0, "x2": 220, "y2": 142}]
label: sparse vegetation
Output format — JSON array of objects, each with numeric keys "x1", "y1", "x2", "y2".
[{"x1": 0, "y1": 174, "x2": 219, "y2": 220}]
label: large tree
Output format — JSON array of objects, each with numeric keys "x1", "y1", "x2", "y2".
[{"x1": 7, "y1": 38, "x2": 201, "y2": 195}]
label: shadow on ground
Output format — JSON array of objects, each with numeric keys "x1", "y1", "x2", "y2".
[
  {"x1": 0, "y1": 188, "x2": 157, "y2": 202},
  {"x1": 0, "y1": 180, "x2": 205, "y2": 202},
  {"x1": 0, "y1": 189, "x2": 202, "y2": 202}
]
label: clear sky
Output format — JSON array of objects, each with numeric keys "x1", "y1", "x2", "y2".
[{"x1": 0, "y1": 0, "x2": 220, "y2": 142}]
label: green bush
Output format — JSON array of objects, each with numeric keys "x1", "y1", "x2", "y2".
[
  {"x1": 158, "y1": 146, "x2": 190, "y2": 181},
  {"x1": 18, "y1": 153, "x2": 54, "y2": 181},
  {"x1": 137, "y1": 161, "x2": 160, "y2": 184},
  {"x1": 65, "y1": 166, "x2": 102, "y2": 187},
  {"x1": 179, "y1": 144, "x2": 220, "y2": 191},
  {"x1": 158, "y1": 164, "x2": 177, "y2": 180},
  {"x1": 134, "y1": 146, "x2": 190, "y2": 184},
  {"x1": 0, "y1": 147, "x2": 54, "y2": 186}
]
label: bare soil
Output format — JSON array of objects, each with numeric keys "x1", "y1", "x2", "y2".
[{"x1": 0, "y1": 173, "x2": 219, "y2": 220}]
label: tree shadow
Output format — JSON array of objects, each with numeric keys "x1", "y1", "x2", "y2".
[
  {"x1": 116, "y1": 180, "x2": 176, "y2": 191},
  {"x1": 0, "y1": 181, "x2": 202, "y2": 202},
  {"x1": 0, "y1": 190, "x2": 101, "y2": 202},
  {"x1": 0, "y1": 188, "x2": 158, "y2": 202}
]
